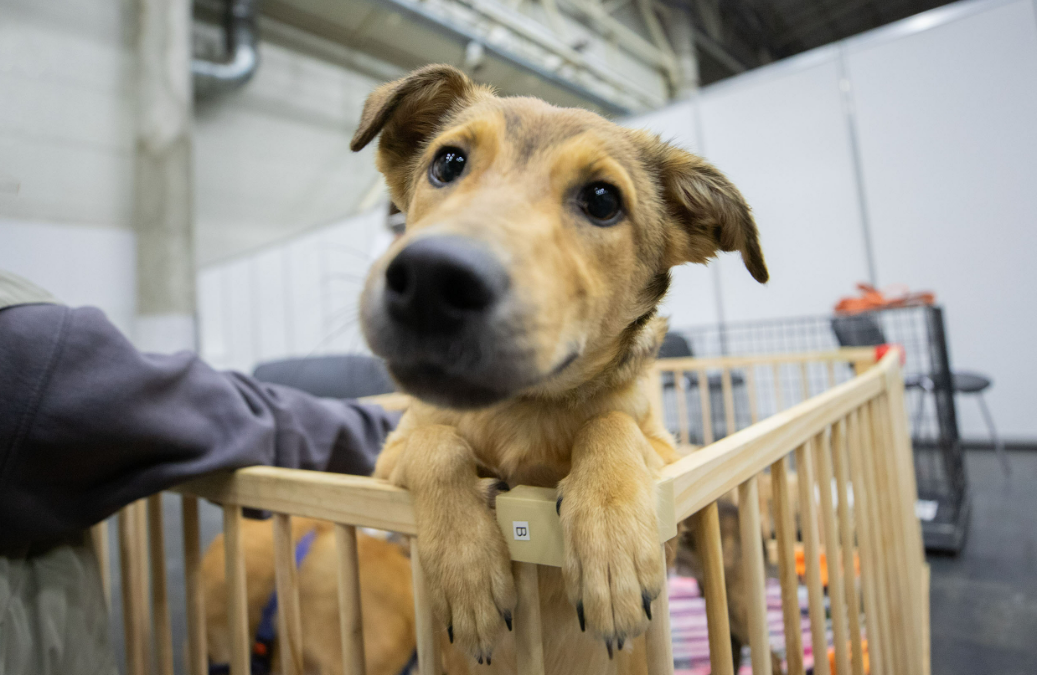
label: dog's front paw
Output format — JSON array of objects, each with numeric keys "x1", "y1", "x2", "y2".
[
  {"x1": 556, "y1": 476, "x2": 664, "y2": 654},
  {"x1": 556, "y1": 411, "x2": 666, "y2": 656},
  {"x1": 416, "y1": 508, "x2": 516, "y2": 662}
]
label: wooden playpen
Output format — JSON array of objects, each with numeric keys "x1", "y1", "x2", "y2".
[{"x1": 93, "y1": 346, "x2": 929, "y2": 675}]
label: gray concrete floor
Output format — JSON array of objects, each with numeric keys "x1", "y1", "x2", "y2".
[{"x1": 928, "y1": 451, "x2": 1037, "y2": 675}]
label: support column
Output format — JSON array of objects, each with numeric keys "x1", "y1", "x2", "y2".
[{"x1": 134, "y1": 0, "x2": 196, "y2": 352}]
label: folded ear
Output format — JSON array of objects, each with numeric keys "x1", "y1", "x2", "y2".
[
  {"x1": 653, "y1": 141, "x2": 768, "y2": 283},
  {"x1": 350, "y1": 65, "x2": 485, "y2": 207}
]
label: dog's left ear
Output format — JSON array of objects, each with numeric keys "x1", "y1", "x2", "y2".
[
  {"x1": 350, "y1": 65, "x2": 485, "y2": 207},
  {"x1": 654, "y1": 142, "x2": 769, "y2": 283}
]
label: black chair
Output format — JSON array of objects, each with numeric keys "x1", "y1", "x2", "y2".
[
  {"x1": 831, "y1": 314, "x2": 1008, "y2": 473},
  {"x1": 253, "y1": 354, "x2": 396, "y2": 399}
]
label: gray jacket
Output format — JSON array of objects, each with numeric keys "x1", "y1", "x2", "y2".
[{"x1": 0, "y1": 270, "x2": 398, "y2": 674}]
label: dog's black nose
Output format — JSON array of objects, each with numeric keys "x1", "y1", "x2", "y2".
[{"x1": 384, "y1": 236, "x2": 508, "y2": 334}]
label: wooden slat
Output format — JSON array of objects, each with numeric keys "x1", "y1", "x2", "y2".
[
  {"x1": 796, "y1": 439, "x2": 830, "y2": 675},
  {"x1": 800, "y1": 363, "x2": 811, "y2": 402},
  {"x1": 174, "y1": 467, "x2": 416, "y2": 534},
  {"x1": 881, "y1": 368, "x2": 928, "y2": 675},
  {"x1": 721, "y1": 368, "x2": 737, "y2": 437},
  {"x1": 661, "y1": 360, "x2": 887, "y2": 521},
  {"x1": 675, "y1": 372, "x2": 692, "y2": 446},
  {"x1": 645, "y1": 544, "x2": 675, "y2": 675},
  {"x1": 272, "y1": 515, "x2": 304, "y2": 675},
  {"x1": 118, "y1": 503, "x2": 149, "y2": 675},
  {"x1": 147, "y1": 494, "x2": 175, "y2": 675},
  {"x1": 827, "y1": 361, "x2": 837, "y2": 389},
  {"x1": 410, "y1": 539, "x2": 439, "y2": 675},
  {"x1": 745, "y1": 366, "x2": 759, "y2": 424},
  {"x1": 832, "y1": 419, "x2": 866, "y2": 675},
  {"x1": 922, "y1": 564, "x2": 931, "y2": 675},
  {"x1": 770, "y1": 456, "x2": 804, "y2": 675},
  {"x1": 695, "y1": 502, "x2": 734, "y2": 675},
  {"x1": 698, "y1": 369, "x2": 714, "y2": 445},
  {"x1": 867, "y1": 398, "x2": 908, "y2": 675},
  {"x1": 871, "y1": 395, "x2": 918, "y2": 675},
  {"x1": 854, "y1": 404, "x2": 893, "y2": 675},
  {"x1": 814, "y1": 432, "x2": 851, "y2": 675},
  {"x1": 182, "y1": 495, "x2": 208, "y2": 675},
  {"x1": 653, "y1": 347, "x2": 878, "y2": 372},
  {"x1": 224, "y1": 506, "x2": 251, "y2": 675},
  {"x1": 513, "y1": 562, "x2": 546, "y2": 675},
  {"x1": 89, "y1": 520, "x2": 111, "y2": 609},
  {"x1": 335, "y1": 524, "x2": 367, "y2": 675},
  {"x1": 133, "y1": 498, "x2": 150, "y2": 652},
  {"x1": 357, "y1": 391, "x2": 412, "y2": 411},
  {"x1": 738, "y1": 476, "x2": 772, "y2": 675}
]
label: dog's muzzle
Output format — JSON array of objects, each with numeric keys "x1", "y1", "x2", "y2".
[{"x1": 363, "y1": 235, "x2": 535, "y2": 408}]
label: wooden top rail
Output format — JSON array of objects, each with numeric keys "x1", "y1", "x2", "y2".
[
  {"x1": 172, "y1": 466, "x2": 417, "y2": 534},
  {"x1": 652, "y1": 346, "x2": 878, "y2": 372},
  {"x1": 171, "y1": 350, "x2": 900, "y2": 568},
  {"x1": 660, "y1": 350, "x2": 896, "y2": 521}
]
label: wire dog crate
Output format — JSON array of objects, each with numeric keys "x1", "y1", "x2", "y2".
[{"x1": 665, "y1": 305, "x2": 969, "y2": 552}]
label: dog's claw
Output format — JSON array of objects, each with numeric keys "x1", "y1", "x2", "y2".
[
  {"x1": 478, "y1": 655, "x2": 484, "y2": 665},
  {"x1": 503, "y1": 610, "x2": 513, "y2": 631},
  {"x1": 617, "y1": 635, "x2": 624, "y2": 651},
  {"x1": 486, "y1": 654, "x2": 492, "y2": 666},
  {"x1": 496, "y1": 480, "x2": 510, "y2": 493},
  {"x1": 577, "y1": 602, "x2": 585, "y2": 632},
  {"x1": 605, "y1": 639, "x2": 613, "y2": 660},
  {"x1": 447, "y1": 625, "x2": 454, "y2": 644},
  {"x1": 556, "y1": 495, "x2": 562, "y2": 515},
  {"x1": 642, "y1": 591, "x2": 653, "y2": 621}
]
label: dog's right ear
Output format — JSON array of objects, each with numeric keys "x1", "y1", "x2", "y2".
[{"x1": 350, "y1": 65, "x2": 484, "y2": 207}]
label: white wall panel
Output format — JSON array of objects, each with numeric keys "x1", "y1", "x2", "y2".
[
  {"x1": 197, "y1": 268, "x2": 228, "y2": 366},
  {"x1": 623, "y1": 101, "x2": 722, "y2": 335},
  {"x1": 845, "y1": 0, "x2": 1037, "y2": 439},
  {"x1": 197, "y1": 208, "x2": 385, "y2": 375},
  {"x1": 253, "y1": 249, "x2": 289, "y2": 363},
  {"x1": 0, "y1": 3, "x2": 136, "y2": 229},
  {"x1": 0, "y1": 218, "x2": 136, "y2": 334},
  {"x1": 697, "y1": 50, "x2": 872, "y2": 325}
]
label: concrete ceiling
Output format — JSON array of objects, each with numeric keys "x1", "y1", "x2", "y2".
[{"x1": 195, "y1": 0, "x2": 959, "y2": 114}]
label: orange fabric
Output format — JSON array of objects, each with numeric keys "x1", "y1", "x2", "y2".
[
  {"x1": 835, "y1": 282, "x2": 935, "y2": 315},
  {"x1": 829, "y1": 638, "x2": 870, "y2": 674},
  {"x1": 794, "y1": 543, "x2": 861, "y2": 588}
]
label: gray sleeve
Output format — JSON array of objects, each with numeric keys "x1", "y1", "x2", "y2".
[{"x1": 0, "y1": 304, "x2": 400, "y2": 549}]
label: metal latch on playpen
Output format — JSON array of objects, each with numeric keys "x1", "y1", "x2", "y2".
[{"x1": 494, "y1": 480, "x2": 678, "y2": 567}]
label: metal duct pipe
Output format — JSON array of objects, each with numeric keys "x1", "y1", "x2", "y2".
[{"x1": 193, "y1": 0, "x2": 260, "y2": 97}]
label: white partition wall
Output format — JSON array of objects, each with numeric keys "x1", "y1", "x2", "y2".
[
  {"x1": 845, "y1": 0, "x2": 1037, "y2": 439},
  {"x1": 698, "y1": 49, "x2": 873, "y2": 324},
  {"x1": 623, "y1": 101, "x2": 722, "y2": 331},
  {"x1": 197, "y1": 207, "x2": 387, "y2": 373},
  {"x1": 619, "y1": 0, "x2": 1037, "y2": 441}
]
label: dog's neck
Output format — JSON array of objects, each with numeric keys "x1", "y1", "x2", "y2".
[{"x1": 528, "y1": 312, "x2": 667, "y2": 408}]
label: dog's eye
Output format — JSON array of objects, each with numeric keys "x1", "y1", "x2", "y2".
[
  {"x1": 577, "y1": 182, "x2": 623, "y2": 226},
  {"x1": 429, "y1": 147, "x2": 467, "y2": 186}
]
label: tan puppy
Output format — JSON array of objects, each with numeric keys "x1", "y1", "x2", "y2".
[
  {"x1": 351, "y1": 64, "x2": 768, "y2": 674},
  {"x1": 202, "y1": 519, "x2": 416, "y2": 675}
]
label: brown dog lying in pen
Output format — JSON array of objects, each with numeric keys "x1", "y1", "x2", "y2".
[{"x1": 204, "y1": 63, "x2": 768, "y2": 674}]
